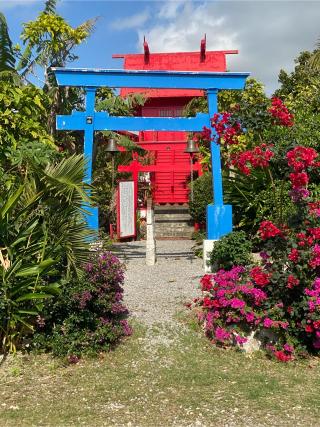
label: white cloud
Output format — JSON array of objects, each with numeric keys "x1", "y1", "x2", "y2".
[
  {"x1": 0, "y1": 0, "x2": 39, "y2": 9},
  {"x1": 158, "y1": 0, "x2": 187, "y2": 20},
  {"x1": 110, "y1": 9, "x2": 149, "y2": 30},
  {"x1": 137, "y1": 0, "x2": 320, "y2": 94},
  {"x1": 138, "y1": 1, "x2": 238, "y2": 53}
]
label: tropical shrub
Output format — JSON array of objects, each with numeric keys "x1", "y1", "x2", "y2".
[
  {"x1": 33, "y1": 251, "x2": 131, "y2": 359},
  {"x1": 209, "y1": 231, "x2": 253, "y2": 271},
  {"x1": 189, "y1": 173, "x2": 213, "y2": 224},
  {"x1": 192, "y1": 143, "x2": 320, "y2": 361},
  {"x1": 0, "y1": 155, "x2": 92, "y2": 355}
]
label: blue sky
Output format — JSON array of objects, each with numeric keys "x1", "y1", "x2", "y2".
[{"x1": 2, "y1": 0, "x2": 320, "y2": 94}]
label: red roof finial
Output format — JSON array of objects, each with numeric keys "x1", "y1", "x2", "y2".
[
  {"x1": 143, "y1": 36, "x2": 150, "y2": 64},
  {"x1": 200, "y1": 34, "x2": 206, "y2": 62}
]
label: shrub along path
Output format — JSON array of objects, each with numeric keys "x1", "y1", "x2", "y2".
[{"x1": 1, "y1": 240, "x2": 320, "y2": 426}]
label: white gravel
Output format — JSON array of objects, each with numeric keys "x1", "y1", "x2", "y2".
[{"x1": 113, "y1": 240, "x2": 203, "y2": 325}]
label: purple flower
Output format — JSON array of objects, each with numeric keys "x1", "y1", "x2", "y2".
[
  {"x1": 111, "y1": 302, "x2": 128, "y2": 314},
  {"x1": 68, "y1": 354, "x2": 79, "y2": 364},
  {"x1": 120, "y1": 319, "x2": 133, "y2": 336},
  {"x1": 283, "y1": 343, "x2": 294, "y2": 353},
  {"x1": 313, "y1": 338, "x2": 320, "y2": 349},
  {"x1": 260, "y1": 251, "x2": 270, "y2": 260}
]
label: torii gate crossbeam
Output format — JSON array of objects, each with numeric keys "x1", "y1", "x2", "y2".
[{"x1": 53, "y1": 67, "x2": 249, "y2": 240}]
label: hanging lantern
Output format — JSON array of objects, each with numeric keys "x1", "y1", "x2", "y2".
[
  {"x1": 105, "y1": 138, "x2": 120, "y2": 153},
  {"x1": 184, "y1": 139, "x2": 200, "y2": 154}
]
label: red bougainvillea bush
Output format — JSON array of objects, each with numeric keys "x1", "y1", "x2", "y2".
[{"x1": 192, "y1": 99, "x2": 320, "y2": 361}]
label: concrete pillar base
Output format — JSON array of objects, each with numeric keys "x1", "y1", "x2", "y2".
[
  {"x1": 203, "y1": 239, "x2": 217, "y2": 273},
  {"x1": 146, "y1": 198, "x2": 156, "y2": 266}
]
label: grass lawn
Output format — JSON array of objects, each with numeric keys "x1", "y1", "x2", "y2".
[{"x1": 1, "y1": 319, "x2": 320, "y2": 427}]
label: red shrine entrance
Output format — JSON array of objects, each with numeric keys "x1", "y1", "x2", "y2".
[{"x1": 112, "y1": 38, "x2": 238, "y2": 236}]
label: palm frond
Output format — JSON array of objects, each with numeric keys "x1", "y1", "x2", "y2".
[
  {"x1": 42, "y1": 154, "x2": 91, "y2": 207},
  {"x1": 309, "y1": 37, "x2": 320, "y2": 70},
  {"x1": 0, "y1": 13, "x2": 16, "y2": 71},
  {"x1": 75, "y1": 17, "x2": 98, "y2": 37},
  {"x1": 16, "y1": 44, "x2": 32, "y2": 72},
  {"x1": 54, "y1": 219, "x2": 92, "y2": 274},
  {"x1": 43, "y1": 0, "x2": 57, "y2": 15}
]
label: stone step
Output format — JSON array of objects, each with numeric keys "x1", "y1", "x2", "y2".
[
  {"x1": 155, "y1": 215, "x2": 192, "y2": 222},
  {"x1": 155, "y1": 229, "x2": 193, "y2": 238},
  {"x1": 153, "y1": 204, "x2": 194, "y2": 239}
]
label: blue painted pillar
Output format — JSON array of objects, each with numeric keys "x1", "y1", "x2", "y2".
[
  {"x1": 206, "y1": 89, "x2": 232, "y2": 240},
  {"x1": 84, "y1": 87, "x2": 99, "y2": 231}
]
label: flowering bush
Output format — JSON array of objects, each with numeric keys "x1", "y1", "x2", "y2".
[
  {"x1": 193, "y1": 116, "x2": 320, "y2": 360},
  {"x1": 32, "y1": 252, "x2": 131, "y2": 359}
]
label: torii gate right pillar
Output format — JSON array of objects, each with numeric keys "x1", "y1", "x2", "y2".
[
  {"x1": 206, "y1": 89, "x2": 232, "y2": 240},
  {"x1": 203, "y1": 88, "x2": 232, "y2": 271}
]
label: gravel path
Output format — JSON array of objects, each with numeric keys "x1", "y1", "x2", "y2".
[{"x1": 113, "y1": 240, "x2": 203, "y2": 325}]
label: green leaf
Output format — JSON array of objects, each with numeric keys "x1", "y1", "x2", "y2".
[
  {"x1": 0, "y1": 185, "x2": 24, "y2": 218},
  {"x1": 16, "y1": 293, "x2": 54, "y2": 302},
  {"x1": 15, "y1": 258, "x2": 56, "y2": 277}
]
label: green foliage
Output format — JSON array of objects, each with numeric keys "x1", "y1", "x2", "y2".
[
  {"x1": 189, "y1": 173, "x2": 213, "y2": 224},
  {"x1": 96, "y1": 88, "x2": 145, "y2": 116},
  {"x1": 223, "y1": 168, "x2": 284, "y2": 234},
  {"x1": 191, "y1": 229, "x2": 206, "y2": 258},
  {"x1": 184, "y1": 78, "x2": 266, "y2": 117},
  {"x1": 20, "y1": 11, "x2": 95, "y2": 70},
  {"x1": 0, "y1": 155, "x2": 92, "y2": 355},
  {"x1": 0, "y1": 81, "x2": 53, "y2": 152},
  {"x1": 209, "y1": 231, "x2": 253, "y2": 271}
]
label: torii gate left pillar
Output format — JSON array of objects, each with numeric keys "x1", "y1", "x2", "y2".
[{"x1": 53, "y1": 68, "x2": 249, "y2": 242}]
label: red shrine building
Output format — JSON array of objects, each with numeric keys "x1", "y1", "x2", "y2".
[{"x1": 113, "y1": 38, "x2": 238, "y2": 237}]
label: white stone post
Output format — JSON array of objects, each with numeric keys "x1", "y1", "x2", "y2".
[
  {"x1": 203, "y1": 239, "x2": 216, "y2": 273},
  {"x1": 146, "y1": 198, "x2": 156, "y2": 265}
]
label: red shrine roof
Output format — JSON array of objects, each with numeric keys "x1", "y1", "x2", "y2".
[{"x1": 113, "y1": 37, "x2": 238, "y2": 98}]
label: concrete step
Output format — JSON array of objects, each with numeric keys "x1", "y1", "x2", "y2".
[
  {"x1": 154, "y1": 204, "x2": 194, "y2": 238},
  {"x1": 155, "y1": 215, "x2": 192, "y2": 222}
]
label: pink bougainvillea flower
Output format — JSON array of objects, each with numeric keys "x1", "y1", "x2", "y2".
[
  {"x1": 287, "y1": 274, "x2": 300, "y2": 289},
  {"x1": 288, "y1": 248, "x2": 299, "y2": 263},
  {"x1": 200, "y1": 274, "x2": 213, "y2": 292},
  {"x1": 309, "y1": 244, "x2": 320, "y2": 269},
  {"x1": 230, "y1": 298, "x2": 246, "y2": 309},
  {"x1": 268, "y1": 97, "x2": 294, "y2": 127},
  {"x1": 250, "y1": 266, "x2": 270, "y2": 287},
  {"x1": 287, "y1": 146, "x2": 318, "y2": 172},
  {"x1": 263, "y1": 318, "x2": 273, "y2": 328},
  {"x1": 274, "y1": 350, "x2": 292, "y2": 362},
  {"x1": 313, "y1": 320, "x2": 320, "y2": 330},
  {"x1": 258, "y1": 220, "x2": 283, "y2": 240},
  {"x1": 235, "y1": 335, "x2": 248, "y2": 345},
  {"x1": 215, "y1": 327, "x2": 231, "y2": 342}
]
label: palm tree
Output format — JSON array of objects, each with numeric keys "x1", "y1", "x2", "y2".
[
  {"x1": 309, "y1": 39, "x2": 320, "y2": 70},
  {"x1": 0, "y1": 13, "x2": 20, "y2": 84}
]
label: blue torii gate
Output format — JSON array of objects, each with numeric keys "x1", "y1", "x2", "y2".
[{"x1": 53, "y1": 68, "x2": 249, "y2": 240}]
